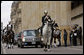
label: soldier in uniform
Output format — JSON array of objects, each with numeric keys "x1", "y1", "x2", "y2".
[{"x1": 41, "y1": 10, "x2": 52, "y2": 36}]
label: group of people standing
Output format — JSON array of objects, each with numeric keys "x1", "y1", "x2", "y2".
[
  {"x1": 69, "y1": 24, "x2": 82, "y2": 46},
  {"x1": 63, "y1": 25, "x2": 82, "y2": 47}
]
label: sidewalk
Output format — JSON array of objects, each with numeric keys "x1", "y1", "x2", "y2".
[
  {"x1": 53, "y1": 44, "x2": 83, "y2": 49},
  {"x1": 69, "y1": 45, "x2": 83, "y2": 49}
]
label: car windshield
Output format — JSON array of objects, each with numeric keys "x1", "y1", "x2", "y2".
[{"x1": 23, "y1": 30, "x2": 36, "y2": 36}]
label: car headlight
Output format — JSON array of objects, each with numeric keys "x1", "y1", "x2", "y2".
[
  {"x1": 41, "y1": 38, "x2": 44, "y2": 41},
  {"x1": 22, "y1": 37, "x2": 25, "y2": 42}
]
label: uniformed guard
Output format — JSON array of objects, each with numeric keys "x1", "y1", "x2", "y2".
[{"x1": 41, "y1": 10, "x2": 52, "y2": 36}]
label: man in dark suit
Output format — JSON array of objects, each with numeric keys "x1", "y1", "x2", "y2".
[{"x1": 63, "y1": 29, "x2": 67, "y2": 47}]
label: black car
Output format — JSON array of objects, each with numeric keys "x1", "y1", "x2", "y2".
[{"x1": 17, "y1": 30, "x2": 44, "y2": 48}]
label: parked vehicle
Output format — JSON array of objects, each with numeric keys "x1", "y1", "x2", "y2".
[{"x1": 17, "y1": 30, "x2": 44, "y2": 48}]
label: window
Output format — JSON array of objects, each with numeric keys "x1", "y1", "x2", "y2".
[
  {"x1": 71, "y1": 1, "x2": 83, "y2": 10},
  {"x1": 23, "y1": 30, "x2": 36, "y2": 36}
]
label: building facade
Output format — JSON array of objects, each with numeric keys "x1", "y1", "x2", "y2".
[
  {"x1": 1, "y1": 22, "x2": 3, "y2": 36},
  {"x1": 11, "y1": 1, "x2": 22, "y2": 33},
  {"x1": 1, "y1": 22, "x2": 3, "y2": 31},
  {"x1": 11, "y1": 1, "x2": 83, "y2": 45}
]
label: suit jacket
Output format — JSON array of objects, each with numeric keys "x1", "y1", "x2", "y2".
[{"x1": 64, "y1": 31, "x2": 67, "y2": 40}]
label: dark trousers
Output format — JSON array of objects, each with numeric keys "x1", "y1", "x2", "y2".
[
  {"x1": 41, "y1": 26, "x2": 43, "y2": 36},
  {"x1": 50, "y1": 36, "x2": 53, "y2": 46},
  {"x1": 79, "y1": 37, "x2": 82, "y2": 45},
  {"x1": 41, "y1": 24, "x2": 44, "y2": 36},
  {"x1": 64, "y1": 40, "x2": 67, "y2": 47},
  {"x1": 73, "y1": 36, "x2": 77, "y2": 46},
  {"x1": 70, "y1": 37, "x2": 72, "y2": 46}
]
